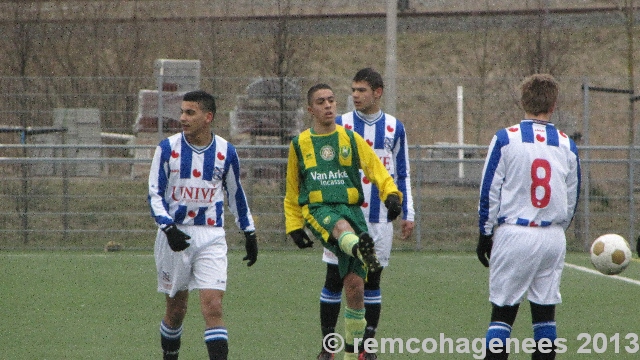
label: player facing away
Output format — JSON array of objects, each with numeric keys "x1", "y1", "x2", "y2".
[
  {"x1": 477, "y1": 74, "x2": 580, "y2": 360},
  {"x1": 316, "y1": 68, "x2": 415, "y2": 360},
  {"x1": 148, "y1": 90, "x2": 258, "y2": 360},
  {"x1": 284, "y1": 83, "x2": 403, "y2": 360}
]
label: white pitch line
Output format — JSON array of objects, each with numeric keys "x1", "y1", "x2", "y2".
[{"x1": 564, "y1": 262, "x2": 640, "y2": 286}]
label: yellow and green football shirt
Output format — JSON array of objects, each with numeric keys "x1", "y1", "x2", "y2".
[{"x1": 284, "y1": 125, "x2": 401, "y2": 234}]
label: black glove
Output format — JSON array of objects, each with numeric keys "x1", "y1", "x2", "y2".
[
  {"x1": 289, "y1": 229, "x2": 313, "y2": 249},
  {"x1": 243, "y1": 231, "x2": 258, "y2": 267},
  {"x1": 162, "y1": 224, "x2": 191, "y2": 252},
  {"x1": 476, "y1": 233, "x2": 493, "y2": 267},
  {"x1": 384, "y1": 194, "x2": 402, "y2": 221}
]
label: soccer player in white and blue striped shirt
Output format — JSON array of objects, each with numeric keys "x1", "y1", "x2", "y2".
[
  {"x1": 477, "y1": 74, "x2": 580, "y2": 360},
  {"x1": 148, "y1": 90, "x2": 258, "y2": 360},
  {"x1": 316, "y1": 68, "x2": 415, "y2": 360}
]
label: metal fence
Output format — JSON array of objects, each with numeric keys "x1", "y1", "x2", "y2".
[
  {"x1": 0, "y1": 75, "x2": 634, "y2": 143},
  {"x1": 0, "y1": 143, "x2": 636, "y2": 252},
  {"x1": 1, "y1": 74, "x2": 638, "y2": 251}
]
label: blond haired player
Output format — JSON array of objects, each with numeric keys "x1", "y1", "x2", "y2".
[{"x1": 477, "y1": 74, "x2": 580, "y2": 359}]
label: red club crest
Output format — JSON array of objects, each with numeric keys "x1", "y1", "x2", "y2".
[
  {"x1": 207, "y1": 218, "x2": 216, "y2": 225},
  {"x1": 171, "y1": 150, "x2": 179, "y2": 158},
  {"x1": 362, "y1": 176, "x2": 370, "y2": 184},
  {"x1": 188, "y1": 210, "x2": 196, "y2": 218},
  {"x1": 560, "y1": 131, "x2": 567, "y2": 138},
  {"x1": 217, "y1": 152, "x2": 225, "y2": 160},
  {"x1": 344, "y1": 124, "x2": 353, "y2": 130},
  {"x1": 361, "y1": 202, "x2": 369, "y2": 208},
  {"x1": 508, "y1": 127, "x2": 519, "y2": 132},
  {"x1": 387, "y1": 125, "x2": 394, "y2": 132},
  {"x1": 536, "y1": 134, "x2": 546, "y2": 142},
  {"x1": 366, "y1": 139, "x2": 373, "y2": 146},
  {"x1": 192, "y1": 169, "x2": 202, "y2": 178}
]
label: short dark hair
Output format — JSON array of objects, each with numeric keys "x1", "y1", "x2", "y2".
[
  {"x1": 307, "y1": 83, "x2": 333, "y2": 106},
  {"x1": 183, "y1": 90, "x2": 216, "y2": 115},
  {"x1": 353, "y1": 68, "x2": 384, "y2": 90},
  {"x1": 520, "y1": 74, "x2": 558, "y2": 116}
]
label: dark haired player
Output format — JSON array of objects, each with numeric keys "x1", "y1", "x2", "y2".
[
  {"x1": 317, "y1": 68, "x2": 415, "y2": 360},
  {"x1": 148, "y1": 90, "x2": 258, "y2": 360},
  {"x1": 285, "y1": 83, "x2": 402, "y2": 360}
]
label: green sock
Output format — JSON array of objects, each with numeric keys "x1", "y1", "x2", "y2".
[
  {"x1": 338, "y1": 232, "x2": 359, "y2": 258},
  {"x1": 345, "y1": 307, "x2": 366, "y2": 356}
]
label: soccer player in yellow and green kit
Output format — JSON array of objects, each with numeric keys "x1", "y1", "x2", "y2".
[{"x1": 284, "y1": 83, "x2": 402, "y2": 360}]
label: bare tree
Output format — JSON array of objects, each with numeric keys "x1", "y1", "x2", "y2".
[
  {"x1": 463, "y1": 0, "x2": 501, "y2": 145},
  {"x1": 252, "y1": 0, "x2": 311, "y2": 194},
  {"x1": 1, "y1": 3, "x2": 45, "y2": 243},
  {"x1": 505, "y1": 0, "x2": 572, "y2": 78},
  {"x1": 91, "y1": 1, "x2": 146, "y2": 134},
  {"x1": 22, "y1": 1, "x2": 147, "y2": 134},
  {"x1": 26, "y1": 6, "x2": 92, "y2": 114},
  {"x1": 259, "y1": 0, "x2": 310, "y2": 81},
  {"x1": 456, "y1": 0, "x2": 573, "y2": 144},
  {"x1": 257, "y1": 0, "x2": 311, "y2": 145}
]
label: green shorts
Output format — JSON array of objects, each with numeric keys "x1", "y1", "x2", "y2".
[{"x1": 303, "y1": 203, "x2": 368, "y2": 279}]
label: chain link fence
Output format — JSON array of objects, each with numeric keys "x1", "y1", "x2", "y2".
[
  {"x1": 0, "y1": 143, "x2": 636, "y2": 252},
  {"x1": 1, "y1": 75, "x2": 638, "y2": 251}
]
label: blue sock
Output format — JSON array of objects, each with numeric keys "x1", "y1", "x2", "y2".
[
  {"x1": 320, "y1": 287, "x2": 343, "y2": 305},
  {"x1": 533, "y1": 321, "x2": 557, "y2": 341},
  {"x1": 160, "y1": 320, "x2": 182, "y2": 360},
  {"x1": 364, "y1": 289, "x2": 382, "y2": 339},
  {"x1": 485, "y1": 321, "x2": 512, "y2": 351},
  {"x1": 320, "y1": 287, "x2": 342, "y2": 341},
  {"x1": 363, "y1": 289, "x2": 381, "y2": 306},
  {"x1": 205, "y1": 327, "x2": 228, "y2": 360}
]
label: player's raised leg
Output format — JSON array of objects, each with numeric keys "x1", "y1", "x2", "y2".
[
  {"x1": 356, "y1": 232, "x2": 381, "y2": 273},
  {"x1": 333, "y1": 220, "x2": 380, "y2": 273},
  {"x1": 338, "y1": 231, "x2": 380, "y2": 273}
]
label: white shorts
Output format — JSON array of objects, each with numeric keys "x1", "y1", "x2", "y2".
[
  {"x1": 155, "y1": 225, "x2": 228, "y2": 298},
  {"x1": 322, "y1": 222, "x2": 394, "y2": 267},
  {"x1": 489, "y1": 224, "x2": 566, "y2": 306}
]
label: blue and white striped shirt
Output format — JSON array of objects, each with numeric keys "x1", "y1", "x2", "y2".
[
  {"x1": 478, "y1": 120, "x2": 580, "y2": 235},
  {"x1": 336, "y1": 111, "x2": 415, "y2": 223},
  {"x1": 148, "y1": 132, "x2": 255, "y2": 232}
]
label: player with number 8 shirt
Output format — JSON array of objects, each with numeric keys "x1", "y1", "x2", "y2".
[{"x1": 477, "y1": 74, "x2": 581, "y2": 360}]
